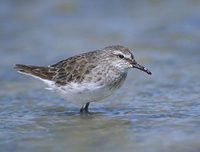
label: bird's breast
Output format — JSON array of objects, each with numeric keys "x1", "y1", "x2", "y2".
[{"x1": 106, "y1": 72, "x2": 127, "y2": 90}]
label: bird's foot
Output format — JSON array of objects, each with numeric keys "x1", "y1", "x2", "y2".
[{"x1": 80, "y1": 102, "x2": 91, "y2": 114}]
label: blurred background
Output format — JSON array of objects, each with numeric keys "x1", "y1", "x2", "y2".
[{"x1": 0, "y1": 0, "x2": 200, "y2": 152}]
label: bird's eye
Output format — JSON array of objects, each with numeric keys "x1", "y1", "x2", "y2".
[{"x1": 118, "y1": 54, "x2": 124, "y2": 59}]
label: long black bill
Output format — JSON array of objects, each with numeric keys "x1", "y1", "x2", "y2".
[{"x1": 132, "y1": 62, "x2": 152, "y2": 75}]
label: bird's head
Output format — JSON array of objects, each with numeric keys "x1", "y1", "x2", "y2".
[{"x1": 102, "y1": 45, "x2": 151, "y2": 75}]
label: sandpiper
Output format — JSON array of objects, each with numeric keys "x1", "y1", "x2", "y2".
[{"x1": 15, "y1": 45, "x2": 151, "y2": 113}]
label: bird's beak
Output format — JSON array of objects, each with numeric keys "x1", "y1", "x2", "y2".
[{"x1": 132, "y1": 62, "x2": 152, "y2": 75}]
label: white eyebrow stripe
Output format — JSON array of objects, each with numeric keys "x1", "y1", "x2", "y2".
[{"x1": 113, "y1": 50, "x2": 123, "y2": 55}]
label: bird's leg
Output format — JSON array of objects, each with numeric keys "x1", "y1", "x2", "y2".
[
  {"x1": 84, "y1": 102, "x2": 90, "y2": 112},
  {"x1": 80, "y1": 102, "x2": 90, "y2": 113}
]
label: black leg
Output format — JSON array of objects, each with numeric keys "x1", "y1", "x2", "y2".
[
  {"x1": 84, "y1": 102, "x2": 90, "y2": 112},
  {"x1": 80, "y1": 102, "x2": 90, "y2": 113}
]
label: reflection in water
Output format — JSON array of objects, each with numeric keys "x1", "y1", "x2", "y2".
[{"x1": 1, "y1": 0, "x2": 200, "y2": 152}]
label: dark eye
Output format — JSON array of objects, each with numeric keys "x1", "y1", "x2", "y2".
[{"x1": 118, "y1": 54, "x2": 124, "y2": 59}]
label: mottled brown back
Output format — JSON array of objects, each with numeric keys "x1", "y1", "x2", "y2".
[{"x1": 49, "y1": 51, "x2": 100, "y2": 85}]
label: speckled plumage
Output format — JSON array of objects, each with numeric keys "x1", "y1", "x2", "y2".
[{"x1": 15, "y1": 45, "x2": 151, "y2": 113}]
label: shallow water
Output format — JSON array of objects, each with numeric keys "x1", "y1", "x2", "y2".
[{"x1": 1, "y1": 0, "x2": 200, "y2": 152}]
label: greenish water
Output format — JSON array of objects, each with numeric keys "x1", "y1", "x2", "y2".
[{"x1": 0, "y1": 0, "x2": 200, "y2": 152}]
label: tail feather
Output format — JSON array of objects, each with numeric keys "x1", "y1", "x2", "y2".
[{"x1": 14, "y1": 64, "x2": 55, "y2": 80}]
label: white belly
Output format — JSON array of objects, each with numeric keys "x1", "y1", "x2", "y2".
[
  {"x1": 55, "y1": 82, "x2": 116, "y2": 106},
  {"x1": 41, "y1": 72, "x2": 127, "y2": 107}
]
